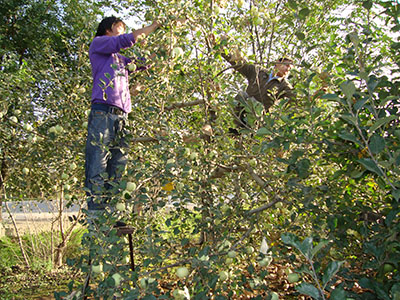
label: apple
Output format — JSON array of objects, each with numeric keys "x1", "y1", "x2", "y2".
[
  {"x1": 77, "y1": 87, "x2": 86, "y2": 94},
  {"x1": 172, "y1": 47, "x2": 184, "y2": 59},
  {"x1": 91, "y1": 264, "x2": 103, "y2": 274},
  {"x1": 208, "y1": 150, "x2": 218, "y2": 158},
  {"x1": 270, "y1": 292, "x2": 279, "y2": 300},
  {"x1": 121, "y1": 255, "x2": 130, "y2": 264},
  {"x1": 176, "y1": 266, "x2": 189, "y2": 278},
  {"x1": 254, "y1": 17, "x2": 262, "y2": 25},
  {"x1": 259, "y1": 256, "x2": 272, "y2": 267},
  {"x1": 225, "y1": 257, "x2": 234, "y2": 265},
  {"x1": 126, "y1": 181, "x2": 136, "y2": 192},
  {"x1": 172, "y1": 289, "x2": 186, "y2": 300},
  {"x1": 22, "y1": 167, "x2": 29, "y2": 175},
  {"x1": 219, "y1": 270, "x2": 229, "y2": 281},
  {"x1": 218, "y1": 240, "x2": 232, "y2": 251},
  {"x1": 55, "y1": 125, "x2": 63, "y2": 133},
  {"x1": 198, "y1": 255, "x2": 209, "y2": 262},
  {"x1": 14, "y1": 109, "x2": 21, "y2": 115},
  {"x1": 48, "y1": 126, "x2": 56, "y2": 133},
  {"x1": 82, "y1": 121, "x2": 88, "y2": 129},
  {"x1": 64, "y1": 184, "x2": 71, "y2": 190},
  {"x1": 287, "y1": 273, "x2": 300, "y2": 283},
  {"x1": 122, "y1": 190, "x2": 131, "y2": 199},
  {"x1": 166, "y1": 35, "x2": 177, "y2": 46},
  {"x1": 28, "y1": 135, "x2": 37, "y2": 143},
  {"x1": 183, "y1": 148, "x2": 191, "y2": 156},
  {"x1": 64, "y1": 194, "x2": 72, "y2": 200},
  {"x1": 250, "y1": 7, "x2": 259, "y2": 17},
  {"x1": 128, "y1": 64, "x2": 137, "y2": 72},
  {"x1": 116, "y1": 202, "x2": 126, "y2": 212},
  {"x1": 189, "y1": 152, "x2": 198, "y2": 160},
  {"x1": 9, "y1": 116, "x2": 18, "y2": 123},
  {"x1": 112, "y1": 273, "x2": 122, "y2": 286},
  {"x1": 69, "y1": 162, "x2": 77, "y2": 170},
  {"x1": 249, "y1": 158, "x2": 257, "y2": 167},
  {"x1": 139, "y1": 277, "x2": 147, "y2": 289},
  {"x1": 285, "y1": 268, "x2": 293, "y2": 275},
  {"x1": 176, "y1": 182, "x2": 185, "y2": 190},
  {"x1": 23, "y1": 123, "x2": 33, "y2": 131},
  {"x1": 61, "y1": 173, "x2": 69, "y2": 180},
  {"x1": 383, "y1": 263, "x2": 394, "y2": 273},
  {"x1": 166, "y1": 158, "x2": 175, "y2": 165},
  {"x1": 221, "y1": 204, "x2": 230, "y2": 214},
  {"x1": 245, "y1": 246, "x2": 255, "y2": 254},
  {"x1": 249, "y1": 280, "x2": 255, "y2": 289},
  {"x1": 227, "y1": 250, "x2": 237, "y2": 258}
]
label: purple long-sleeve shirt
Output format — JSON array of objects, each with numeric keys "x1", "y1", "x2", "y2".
[{"x1": 89, "y1": 33, "x2": 136, "y2": 113}]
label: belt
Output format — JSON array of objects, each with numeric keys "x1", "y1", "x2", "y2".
[{"x1": 91, "y1": 103, "x2": 126, "y2": 115}]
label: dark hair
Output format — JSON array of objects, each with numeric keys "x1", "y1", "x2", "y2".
[
  {"x1": 277, "y1": 57, "x2": 294, "y2": 64},
  {"x1": 95, "y1": 16, "x2": 126, "y2": 37}
]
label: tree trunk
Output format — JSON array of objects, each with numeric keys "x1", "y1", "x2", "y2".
[
  {"x1": 4, "y1": 201, "x2": 30, "y2": 268},
  {"x1": 0, "y1": 154, "x2": 9, "y2": 222}
]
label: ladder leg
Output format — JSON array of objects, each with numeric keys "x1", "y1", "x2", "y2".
[{"x1": 128, "y1": 233, "x2": 135, "y2": 271}]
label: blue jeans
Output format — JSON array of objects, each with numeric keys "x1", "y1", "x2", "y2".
[{"x1": 84, "y1": 106, "x2": 129, "y2": 211}]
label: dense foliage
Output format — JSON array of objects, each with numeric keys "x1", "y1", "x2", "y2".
[{"x1": 1, "y1": 0, "x2": 399, "y2": 299}]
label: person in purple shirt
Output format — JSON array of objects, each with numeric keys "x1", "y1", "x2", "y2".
[{"x1": 85, "y1": 16, "x2": 160, "y2": 219}]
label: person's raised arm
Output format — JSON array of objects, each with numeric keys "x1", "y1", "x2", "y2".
[
  {"x1": 216, "y1": 35, "x2": 256, "y2": 81},
  {"x1": 132, "y1": 20, "x2": 160, "y2": 41}
]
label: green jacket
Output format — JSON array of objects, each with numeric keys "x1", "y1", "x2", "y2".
[{"x1": 223, "y1": 53, "x2": 295, "y2": 111}]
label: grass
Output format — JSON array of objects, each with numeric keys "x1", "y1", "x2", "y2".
[{"x1": 0, "y1": 228, "x2": 86, "y2": 299}]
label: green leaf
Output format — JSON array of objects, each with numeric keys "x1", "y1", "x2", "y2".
[
  {"x1": 142, "y1": 295, "x2": 157, "y2": 300},
  {"x1": 339, "y1": 114, "x2": 358, "y2": 126},
  {"x1": 330, "y1": 287, "x2": 347, "y2": 300},
  {"x1": 311, "y1": 240, "x2": 330, "y2": 259},
  {"x1": 298, "y1": 237, "x2": 313, "y2": 259},
  {"x1": 296, "y1": 282, "x2": 322, "y2": 300},
  {"x1": 256, "y1": 127, "x2": 272, "y2": 136},
  {"x1": 391, "y1": 42, "x2": 400, "y2": 50},
  {"x1": 321, "y1": 93, "x2": 340, "y2": 100},
  {"x1": 340, "y1": 81, "x2": 356, "y2": 100},
  {"x1": 288, "y1": 0, "x2": 298, "y2": 9},
  {"x1": 322, "y1": 261, "x2": 343, "y2": 288},
  {"x1": 357, "y1": 158, "x2": 384, "y2": 176},
  {"x1": 298, "y1": 8, "x2": 310, "y2": 20},
  {"x1": 350, "y1": 169, "x2": 365, "y2": 179},
  {"x1": 369, "y1": 134, "x2": 385, "y2": 154},
  {"x1": 362, "y1": 0, "x2": 373, "y2": 10},
  {"x1": 369, "y1": 115, "x2": 398, "y2": 134},
  {"x1": 338, "y1": 132, "x2": 362, "y2": 145},
  {"x1": 392, "y1": 189, "x2": 400, "y2": 201},
  {"x1": 296, "y1": 158, "x2": 311, "y2": 179},
  {"x1": 281, "y1": 233, "x2": 301, "y2": 249},
  {"x1": 360, "y1": 278, "x2": 391, "y2": 300}
]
